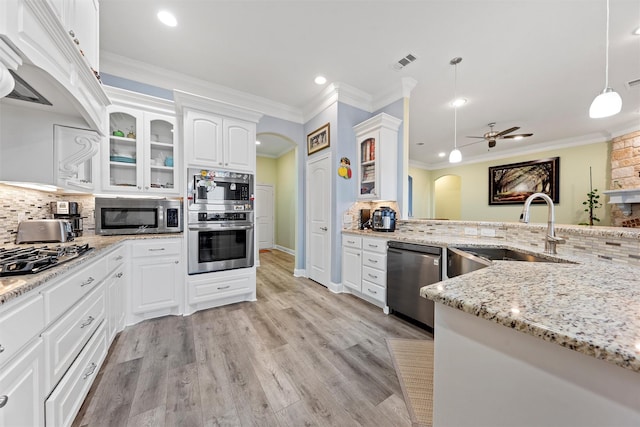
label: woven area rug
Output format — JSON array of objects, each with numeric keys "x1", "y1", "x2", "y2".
[{"x1": 386, "y1": 338, "x2": 434, "y2": 427}]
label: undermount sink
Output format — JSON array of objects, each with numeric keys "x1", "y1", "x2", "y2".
[{"x1": 447, "y1": 246, "x2": 574, "y2": 278}]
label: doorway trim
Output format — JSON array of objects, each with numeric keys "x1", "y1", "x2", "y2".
[{"x1": 305, "y1": 152, "x2": 332, "y2": 287}]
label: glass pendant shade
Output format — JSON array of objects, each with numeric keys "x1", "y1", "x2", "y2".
[
  {"x1": 449, "y1": 148, "x2": 462, "y2": 163},
  {"x1": 589, "y1": 87, "x2": 622, "y2": 118}
]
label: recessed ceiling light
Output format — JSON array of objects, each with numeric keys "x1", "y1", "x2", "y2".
[
  {"x1": 255, "y1": 140, "x2": 261, "y2": 145},
  {"x1": 314, "y1": 75, "x2": 327, "y2": 85},
  {"x1": 634, "y1": 26, "x2": 640, "y2": 35},
  {"x1": 438, "y1": 152, "x2": 446, "y2": 157},
  {"x1": 157, "y1": 10, "x2": 177, "y2": 27},
  {"x1": 451, "y1": 98, "x2": 467, "y2": 108}
]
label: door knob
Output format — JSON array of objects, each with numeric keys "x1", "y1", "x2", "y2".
[{"x1": 320, "y1": 227, "x2": 328, "y2": 231}]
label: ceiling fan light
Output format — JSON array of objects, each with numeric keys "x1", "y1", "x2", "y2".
[
  {"x1": 451, "y1": 97, "x2": 467, "y2": 108},
  {"x1": 589, "y1": 87, "x2": 622, "y2": 118},
  {"x1": 449, "y1": 148, "x2": 462, "y2": 163}
]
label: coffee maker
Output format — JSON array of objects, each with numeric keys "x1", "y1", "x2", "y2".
[{"x1": 50, "y1": 201, "x2": 84, "y2": 237}]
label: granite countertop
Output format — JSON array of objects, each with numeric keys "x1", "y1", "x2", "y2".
[
  {"x1": 343, "y1": 229, "x2": 640, "y2": 373},
  {"x1": 0, "y1": 233, "x2": 183, "y2": 306}
]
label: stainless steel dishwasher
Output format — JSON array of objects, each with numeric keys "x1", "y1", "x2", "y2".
[{"x1": 387, "y1": 241, "x2": 442, "y2": 329}]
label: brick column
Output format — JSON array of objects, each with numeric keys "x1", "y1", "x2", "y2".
[{"x1": 610, "y1": 130, "x2": 640, "y2": 226}]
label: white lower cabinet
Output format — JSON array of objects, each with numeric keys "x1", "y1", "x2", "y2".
[
  {"x1": 341, "y1": 234, "x2": 388, "y2": 309},
  {"x1": 45, "y1": 322, "x2": 107, "y2": 427},
  {"x1": 129, "y1": 238, "x2": 182, "y2": 324},
  {"x1": 0, "y1": 339, "x2": 45, "y2": 427},
  {"x1": 106, "y1": 266, "x2": 126, "y2": 344}
]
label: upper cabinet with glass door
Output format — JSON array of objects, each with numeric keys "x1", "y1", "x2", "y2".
[
  {"x1": 103, "y1": 105, "x2": 178, "y2": 195},
  {"x1": 354, "y1": 113, "x2": 402, "y2": 201}
]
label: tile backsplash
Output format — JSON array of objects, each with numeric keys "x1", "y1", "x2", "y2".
[{"x1": 0, "y1": 184, "x2": 95, "y2": 244}]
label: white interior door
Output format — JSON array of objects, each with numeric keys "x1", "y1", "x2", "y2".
[
  {"x1": 256, "y1": 184, "x2": 274, "y2": 250},
  {"x1": 306, "y1": 155, "x2": 331, "y2": 287}
]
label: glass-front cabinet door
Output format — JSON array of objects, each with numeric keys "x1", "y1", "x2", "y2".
[
  {"x1": 359, "y1": 136, "x2": 377, "y2": 197},
  {"x1": 103, "y1": 107, "x2": 178, "y2": 195}
]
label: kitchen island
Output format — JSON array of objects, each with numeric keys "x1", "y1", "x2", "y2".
[{"x1": 421, "y1": 252, "x2": 640, "y2": 426}]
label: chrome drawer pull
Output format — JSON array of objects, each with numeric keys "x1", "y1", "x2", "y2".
[
  {"x1": 217, "y1": 285, "x2": 230, "y2": 290},
  {"x1": 83, "y1": 362, "x2": 97, "y2": 380},
  {"x1": 368, "y1": 259, "x2": 378, "y2": 263},
  {"x1": 368, "y1": 244, "x2": 378, "y2": 248},
  {"x1": 0, "y1": 395, "x2": 7, "y2": 408},
  {"x1": 115, "y1": 255, "x2": 123, "y2": 261},
  {"x1": 368, "y1": 273, "x2": 378, "y2": 279},
  {"x1": 81, "y1": 277, "x2": 95, "y2": 287},
  {"x1": 0, "y1": 344, "x2": 4, "y2": 353},
  {"x1": 367, "y1": 288, "x2": 377, "y2": 294},
  {"x1": 148, "y1": 248, "x2": 166, "y2": 252},
  {"x1": 80, "y1": 316, "x2": 95, "y2": 328},
  {"x1": 115, "y1": 272, "x2": 123, "y2": 278}
]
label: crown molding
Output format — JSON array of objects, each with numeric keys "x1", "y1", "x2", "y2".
[
  {"x1": 0, "y1": 39, "x2": 22, "y2": 70},
  {"x1": 100, "y1": 51, "x2": 302, "y2": 123},
  {"x1": 174, "y1": 90, "x2": 263, "y2": 123},
  {"x1": 372, "y1": 77, "x2": 417, "y2": 111},
  {"x1": 104, "y1": 85, "x2": 175, "y2": 115},
  {"x1": 302, "y1": 81, "x2": 373, "y2": 121}
]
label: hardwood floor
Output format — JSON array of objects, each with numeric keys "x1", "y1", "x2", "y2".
[{"x1": 73, "y1": 249, "x2": 432, "y2": 427}]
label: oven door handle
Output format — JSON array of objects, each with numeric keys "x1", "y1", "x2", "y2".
[{"x1": 188, "y1": 224, "x2": 254, "y2": 231}]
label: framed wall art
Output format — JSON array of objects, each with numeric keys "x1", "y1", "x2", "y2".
[
  {"x1": 307, "y1": 123, "x2": 330, "y2": 155},
  {"x1": 488, "y1": 157, "x2": 559, "y2": 205}
]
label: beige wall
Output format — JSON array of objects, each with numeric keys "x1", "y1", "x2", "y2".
[
  {"x1": 408, "y1": 166, "x2": 431, "y2": 218},
  {"x1": 276, "y1": 150, "x2": 296, "y2": 251},
  {"x1": 256, "y1": 151, "x2": 297, "y2": 252},
  {"x1": 435, "y1": 175, "x2": 462, "y2": 220},
  {"x1": 430, "y1": 142, "x2": 611, "y2": 226}
]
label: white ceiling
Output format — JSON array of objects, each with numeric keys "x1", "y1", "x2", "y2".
[{"x1": 99, "y1": 0, "x2": 640, "y2": 168}]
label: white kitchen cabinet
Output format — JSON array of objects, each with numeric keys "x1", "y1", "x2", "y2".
[
  {"x1": 129, "y1": 239, "x2": 182, "y2": 324},
  {"x1": 0, "y1": 339, "x2": 45, "y2": 427},
  {"x1": 47, "y1": 0, "x2": 100, "y2": 71},
  {"x1": 54, "y1": 124, "x2": 100, "y2": 192},
  {"x1": 105, "y1": 247, "x2": 127, "y2": 344},
  {"x1": 341, "y1": 236, "x2": 362, "y2": 292},
  {"x1": 184, "y1": 109, "x2": 256, "y2": 172},
  {"x1": 103, "y1": 105, "x2": 178, "y2": 195},
  {"x1": 353, "y1": 113, "x2": 402, "y2": 201},
  {"x1": 0, "y1": 294, "x2": 44, "y2": 369},
  {"x1": 186, "y1": 267, "x2": 256, "y2": 314},
  {"x1": 341, "y1": 234, "x2": 388, "y2": 310}
]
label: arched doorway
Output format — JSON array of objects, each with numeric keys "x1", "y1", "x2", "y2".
[
  {"x1": 255, "y1": 132, "x2": 298, "y2": 266},
  {"x1": 434, "y1": 175, "x2": 462, "y2": 220}
]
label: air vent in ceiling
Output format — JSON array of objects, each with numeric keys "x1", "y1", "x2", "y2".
[
  {"x1": 6, "y1": 69, "x2": 52, "y2": 105},
  {"x1": 392, "y1": 53, "x2": 418, "y2": 71},
  {"x1": 627, "y1": 78, "x2": 640, "y2": 90}
]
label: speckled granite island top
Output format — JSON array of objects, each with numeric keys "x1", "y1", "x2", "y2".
[
  {"x1": 0, "y1": 233, "x2": 182, "y2": 306},
  {"x1": 418, "y1": 250, "x2": 640, "y2": 373}
]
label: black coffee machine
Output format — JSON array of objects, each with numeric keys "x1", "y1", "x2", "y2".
[
  {"x1": 50, "y1": 201, "x2": 83, "y2": 237},
  {"x1": 371, "y1": 207, "x2": 396, "y2": 232}
]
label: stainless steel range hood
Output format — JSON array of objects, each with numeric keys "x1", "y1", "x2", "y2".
[{"x1": 6, "y1": 69, "x2": 51, "y2": 105}]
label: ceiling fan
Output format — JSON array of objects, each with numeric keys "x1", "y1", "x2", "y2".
[{"x1": 466, "y1": 122, "x2": 533, "y2": 148}]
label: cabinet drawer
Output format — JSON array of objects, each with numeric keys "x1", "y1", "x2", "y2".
[
  {"x1": 0, "y1": 294, "x2": 44, "y2": 368},
  {"x1": 44, "y1": 285, "x2": 105, "y2": 392},
  {"x1": 106, "y1": 244, "x2": 127, "y2": 272},
  {"x1": 362, "y1": 238, "x2": 387, "y2": 254},
  {"x1": 362, "y1": 265, "x2": 386, "y2": 287},
  {"x1": 188, "y1": 272, "x2": 253, "y2": 305},
  {"x1": 362, "y1": 252, "x2": 386, "y2": 271},
  {"x1": 342, "y1": 235, "x2": 362, "y2": 249},
  {"x1": 43, "y1": 257, "x2": 107, "y2": 324},
  {"x1": 46, "y1": 322, "x2": 107, "y2": 427},
  {"x1": 132, "y1": 239, "x2": 181, "y2": 257},
  {"x1": 361, "y1": 281, "x2": 385, "y2": 303}
]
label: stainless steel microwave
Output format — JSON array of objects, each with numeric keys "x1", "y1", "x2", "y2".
[{"x1": 95, "y1": 198, "x2": 183, "y2": 235}]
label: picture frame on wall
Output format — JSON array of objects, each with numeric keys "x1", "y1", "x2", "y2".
[
  {"x1": 488, "y1": 157, "x2": 560, "y2": 205},
  {"x1": 307, "y1": 123, "x2": 330, "y2": 155}
]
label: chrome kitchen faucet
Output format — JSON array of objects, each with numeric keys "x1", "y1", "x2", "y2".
[{"x1": 519, "y1": 192, "x2": 565, "y2": 254}]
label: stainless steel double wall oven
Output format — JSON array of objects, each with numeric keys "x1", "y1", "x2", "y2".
[{"x1": 187, "y1": 168, "x2": 255, "y2": 274}]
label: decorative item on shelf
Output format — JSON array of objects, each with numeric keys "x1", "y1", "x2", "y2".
[
  {"x1": 127, "y1": 127, "x2": 136, "y2": 139},
  {"x1": 164, "y1": 156, "x2": 173, "y2": 167},
  {"x1": 338, "y1": 157, "x2": 352, "y2": 179},
  {"x1": 307, "y1": 123, "x2": 330, "y2": 155},
  {"x1": 112, "y1": 130, "x2": 124, "y2": 137}
]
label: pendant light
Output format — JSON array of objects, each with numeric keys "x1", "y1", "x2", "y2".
[
  {"x1": 589, "y1": 0, "x2": 622, "y2": 118},
  {"x1": 449, "y1": 57, "x2": 462, "y2": 163}
]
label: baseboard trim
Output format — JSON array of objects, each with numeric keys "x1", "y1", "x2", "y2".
[
  {"x1": 293, "y1": 268, "x2": 306, "y2": 277},
  {"x1": 274, "y1": 245, "x2": 295, "y2": 256},
  {"x1": 327, "y1": 281, "x2": 343, "y2": 294}
]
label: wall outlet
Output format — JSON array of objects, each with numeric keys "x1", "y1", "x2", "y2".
[
  {"x1": 480, "y1": 228, "x2": 496, "y2": 237},
  {"x1": 464, "y1": 227, "x2": 478, "y2": 236}
]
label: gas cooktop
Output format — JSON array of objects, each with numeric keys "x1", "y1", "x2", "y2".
[{"x1": 0, "y1": 243, "x2": 92, "y2": 276}]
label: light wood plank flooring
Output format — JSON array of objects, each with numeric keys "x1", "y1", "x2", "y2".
[{"x1": 73, "y1": 249, "x2": 432, "y2": 427}]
